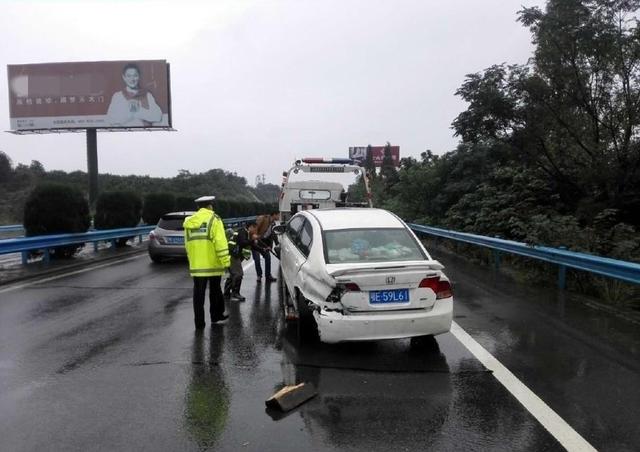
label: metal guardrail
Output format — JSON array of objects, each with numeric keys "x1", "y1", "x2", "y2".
[
  {"x1": 0, "y1": 216, "x2": 258, "y2": 265},
  {"x1": 0, "y1": 224, "x2": 24, "y2": 233},
  {"x1": 224, "y1": 216, "x2": 257, "y2": 226},
  {"x1": 0, "y1": 226, "x2": 155, "y2": 264},
  {"x1": 409, "y1": 223, "x2": 640, "y2": 288}
]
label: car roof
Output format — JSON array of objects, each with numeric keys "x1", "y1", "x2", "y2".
[{"x1": 305, "y1": 208, "x2": 405, "y2": 230}]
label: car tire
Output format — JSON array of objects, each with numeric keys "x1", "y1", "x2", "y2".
[
  {"x1": 296, "y1": 291, "x2": 319, "y2": 343},
  {"x1": 149, "y1": 254, "x2": 163, "y2": 263}
]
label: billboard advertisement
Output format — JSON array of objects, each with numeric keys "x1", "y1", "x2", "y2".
[
  {"x1": 7, "y1": 60, "x2": 171, "y2": 131},
  {"x1": 349, "y1": 145, "x2": 400, "y2": 167}
]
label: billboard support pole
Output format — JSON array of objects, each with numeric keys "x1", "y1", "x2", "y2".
[{"x1": 86, "y1": 128, "x2": 98, "y2": 212}]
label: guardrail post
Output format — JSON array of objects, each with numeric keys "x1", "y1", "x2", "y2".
[
  {"x1": 493, "y1": 249, "x2": 501, "y2": 271},
  {"x1": 21, "y1": 251, "x2": 29, "y2": 265},
  {"x1": 93, "y1": 241, "x2": 98, "y2": 252},
  {"x1": 558, "y1": 246, "x2": 567, "y2": 290},
  {"x1": 43, "y1": 248, "x2": 50, "y2": 264},
  {"x1": 138, "y1": 234, "x2": 143, "y2": 244},
  {"x1": 111, "y1": 239, "x2": 117, "y2": 249}
]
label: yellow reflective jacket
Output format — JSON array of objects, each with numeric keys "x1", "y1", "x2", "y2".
[{"x1": 183, "y1": 208, "x2": 230, "y2": 277}]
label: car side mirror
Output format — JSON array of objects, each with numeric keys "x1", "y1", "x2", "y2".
[{"x1": 273, "y1": 224, "x2": 286, "y2": 235}]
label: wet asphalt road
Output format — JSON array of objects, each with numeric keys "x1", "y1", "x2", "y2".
[{"x1": 0, "y1": 252, "x2": 638, "y2": 451}]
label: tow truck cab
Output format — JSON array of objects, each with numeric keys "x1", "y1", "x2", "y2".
[{"x1": 279, "y1": 158, "x2": 372, "y2": 222}]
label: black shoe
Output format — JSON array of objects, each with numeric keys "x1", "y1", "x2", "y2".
[
  {"x1": 195, "y1": 323, "x2": 206, "y2": 330},
  {"x1": 211, "y1": 315, "x2": 229, "y2": 324},
  {"x1": 266, "y1": 276, "x2": 277, "y2": 283},
  {"x1": 231, "y1": 293, "x2": 246, "y2": 301},
  {"x1": 223, "y1": 293, "x2": 231, "y2": 300}
]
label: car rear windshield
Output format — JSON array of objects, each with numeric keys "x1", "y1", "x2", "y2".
[
  {"x1": 323, "y1": 228, "x2": 426, "y2": 264},
  {"x1": 158, "y1": 216, "x2": 186, "y2": 231}
]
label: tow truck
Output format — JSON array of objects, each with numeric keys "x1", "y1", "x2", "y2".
[{"x1": 278, "y1": 158, "x2": 372, "y2": 222}]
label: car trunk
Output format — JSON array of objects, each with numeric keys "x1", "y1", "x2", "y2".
[{"x1": 326, "y1": 261, "x2": 443, "y2": 313}]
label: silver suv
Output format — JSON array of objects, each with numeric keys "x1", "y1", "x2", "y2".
[{"x1": 148, "y1": 211, "x2": 194, "y2": 262}]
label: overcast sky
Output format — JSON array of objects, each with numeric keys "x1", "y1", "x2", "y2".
[{"x1": 0, "y1": 0, "x2": 544, "y2": 186}]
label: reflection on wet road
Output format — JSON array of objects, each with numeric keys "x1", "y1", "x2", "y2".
[{"x1": 0, "y1": 254, "x2": 638, "y2": 451}]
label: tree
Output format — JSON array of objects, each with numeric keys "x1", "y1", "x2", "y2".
[
  {"x1": 23, "y1": 184, "x2": 90, "y2": 258},
  {"x1": 380, "y1": 141, "x2": 399, "y2": 186},
  {"x1": 364, "y1": 144, "x2": 376, "y2": 180},
  {"x1": 142, "y1": 192, "x2": 175, "y2": 225},
  {"x1": 0, "y1": 151, "x2": 12, "y2": 184},
  {"x1": 94, "y1": 191, "x2": 142, "y2": 246},
  {"x1": 29, "y1": 160, "x2": 45, "y2": 176},
  {"x1": 516, "y1": 0, "x2": 640, "y2": 225}
]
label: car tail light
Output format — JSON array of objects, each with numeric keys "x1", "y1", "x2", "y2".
[
  {"x1": 344, "y1": 283, "x2": 361, "y2": 292},
  {"x1": 419, "y1": 276, "x2": 452, "y2": 299}
]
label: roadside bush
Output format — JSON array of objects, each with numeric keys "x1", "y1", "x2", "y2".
[
  {"x1": 142, "y1": 192, "x2": 175, "y2": 225},
  {"x1": 94, "y1": 191, "x2": 142, "y2": 247},
  {"x1": 175, "y1": 195, "x2": 196, "y2": 212},
  {"x1": 23, "y1": 183, "x2": 90, "y2": 258}
]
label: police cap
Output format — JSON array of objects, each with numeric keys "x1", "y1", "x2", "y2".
[{"x1": 194, "y1": 195, "x2": 216, "y2": 203}]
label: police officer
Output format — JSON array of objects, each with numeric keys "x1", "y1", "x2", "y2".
[{"x1": 183, "y1": 196, "x2": 231, "y2": 329}]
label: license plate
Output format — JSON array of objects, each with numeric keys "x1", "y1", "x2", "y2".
[
  {"x1": 369, "y1": 289, "x2": 410, "y2": 304},
  {"x1": 166, "y1": 236, "x2": 184, "y2": 245}
]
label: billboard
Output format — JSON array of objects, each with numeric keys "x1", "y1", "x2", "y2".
[
  {"x1": 7, "y1": 60, "x2": 171, "y2": 131},
  {"x1": 349, "y1": 145, "x2": 400, "y2": 167}
]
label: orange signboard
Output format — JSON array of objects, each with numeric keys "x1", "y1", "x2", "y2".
[{"x1": 7, "y1": 60, "x2": 171, "y2": 131}]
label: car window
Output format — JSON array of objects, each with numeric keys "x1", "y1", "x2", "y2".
[
  {"x1": 323, "y1": 228, "x2": 426, "y2": 264},
  {"x1": 297, "y1": 219, "x2": 313, "y2": 256},
  {"x1": 286, "y1": 216, "x2": 305, "y2": 241},
  {"x1": 158, "y1": 216, "x2": 187, "y2": 231}
]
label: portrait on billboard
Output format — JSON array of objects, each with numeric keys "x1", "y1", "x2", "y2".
[
  {"x1": 107, "y1": 63, "x2": 163, "y2": 127},
  {"x1": 349, "y1": 146, "x2": 367, "y2": 165},
  {"x1": 7, "y1": 60, "x2": 172, "y2": 131}
]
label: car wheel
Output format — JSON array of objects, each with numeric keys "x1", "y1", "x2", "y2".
[
  {"x1": 149, "y1": 254, "x2": 163, "y2": 263},
  {"x1": 296, "y1": 291, "x2": 319, "y2": 343}
]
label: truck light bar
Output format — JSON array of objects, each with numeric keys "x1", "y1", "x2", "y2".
[{"x1": 301, "y1": 158, "x2": 354, "y2": 164}]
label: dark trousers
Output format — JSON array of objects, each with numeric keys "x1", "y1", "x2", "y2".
[
  {"x1": 193, "y1": 276, "x2": 224, "y2": 327},
  {"x1": 223, "y1": 256, "x2": 244, "y2": 295},
  {"x1": 252, "y1": 248, "x2": 271, "y2": 278}
]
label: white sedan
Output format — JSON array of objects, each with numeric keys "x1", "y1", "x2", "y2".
[{"x1": 275, "y1": 208, "x2": 453, "y2": 343}]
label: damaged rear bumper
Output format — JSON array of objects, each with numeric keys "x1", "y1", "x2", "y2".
[{"x1": 313, "y1": 298, "x2": 453, "y2": 344}]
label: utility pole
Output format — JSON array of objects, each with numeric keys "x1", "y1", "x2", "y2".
[{"x1": 86, "y1": 128, "x2": 98, "y2": 212}]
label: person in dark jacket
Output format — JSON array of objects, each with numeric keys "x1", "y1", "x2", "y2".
[{"x1": 224, "y1": 222, "x2": 256, "y2": 301}]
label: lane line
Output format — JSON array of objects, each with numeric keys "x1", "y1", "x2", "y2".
[
  {"x1": 450, "y1": 321, "x2": 597, "y2": 452},
  {"x1": 0, "y1": 254, "x2": 146, "y2": 295}
]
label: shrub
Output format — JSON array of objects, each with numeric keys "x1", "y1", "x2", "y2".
[
  {"x1": 23, "y1": 183, "x2": 90, "y2": 258},
  {"x1": 142, "y1": 192, "x2": 175, "y2": 225},
  {"x1": 94, "y1": 191, "x2": 142, "y2": 247},
  {"x1": 175, "y1": 195, "x2": 196, "y2": 212}
]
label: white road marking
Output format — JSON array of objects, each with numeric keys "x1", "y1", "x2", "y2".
[
  {"x1": 450, "y1": 321, "x2": 597, "y2": 452},
  {"x1": 0, "y1": 254, "x2": 146, "y2": 295}
]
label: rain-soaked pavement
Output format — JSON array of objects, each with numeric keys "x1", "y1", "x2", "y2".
[{"x1": 0, "y1": 251, "x2": 638, "y2": 451}]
